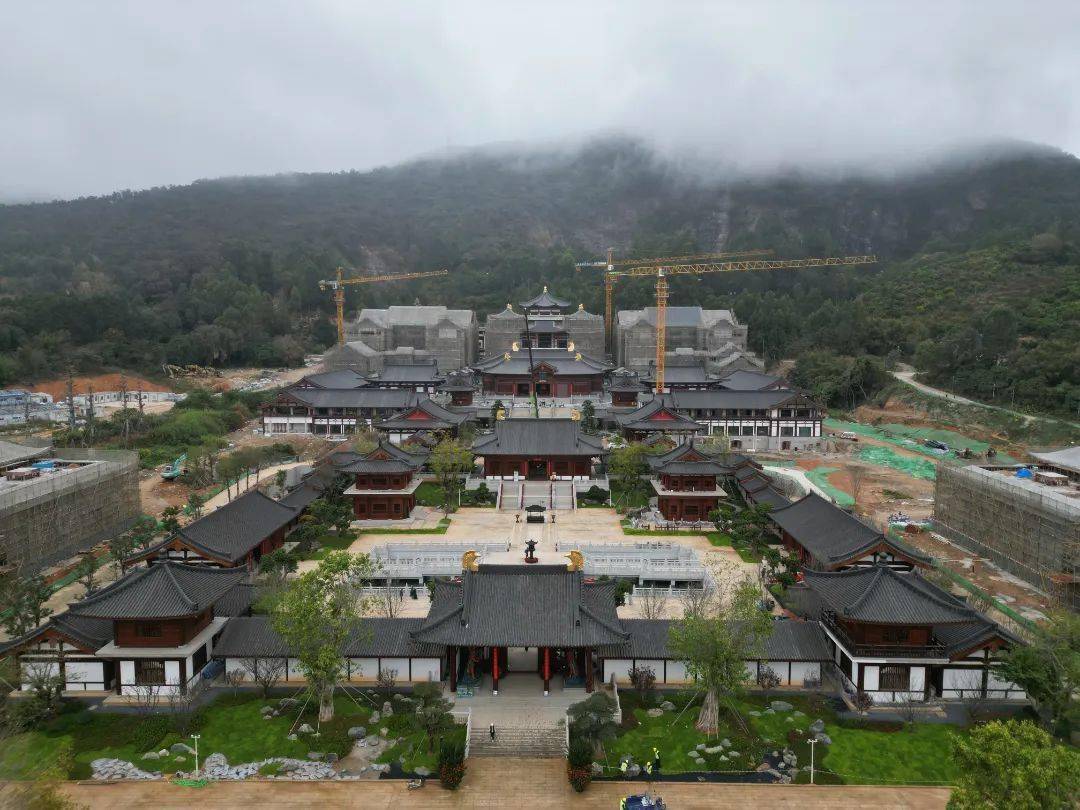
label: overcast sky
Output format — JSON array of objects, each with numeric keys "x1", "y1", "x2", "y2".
[{"x1": 2, "y1": 1, "x2": 1079, "y2": 201}]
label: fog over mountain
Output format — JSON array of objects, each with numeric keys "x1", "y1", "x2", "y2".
[{"x1": 3, "y1": 1, "x2": 1079, "y2": 200}]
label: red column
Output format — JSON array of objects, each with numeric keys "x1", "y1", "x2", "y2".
[
  {"x1": 585, "y1": 648, "x2": 594, "y2": 693},
  {"x1": 491, "y1": 646, "x2": 500, "y2": 695},
  {"x1": 543, "y1": 647, "x2": 551, "y2": 695},
  {"x1": 449, "y1": 646, "x2": 457, "y2": 692}
]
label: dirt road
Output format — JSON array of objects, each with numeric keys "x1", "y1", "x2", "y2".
[{"x1": 24, "y1": 759, "x2": 952, "y2": 809}]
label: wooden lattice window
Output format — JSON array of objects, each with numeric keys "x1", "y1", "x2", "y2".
[
  {"x1": 134, "y1": 659, "x2": 166, "y2": 685},
  {"x1": 879, "y1": 665, "x2": 909, "y2": 691}
]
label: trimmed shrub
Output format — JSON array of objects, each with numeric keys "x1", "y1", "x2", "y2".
[
  {"x1": 438, "y1": 736, "x2": 466, "y2": 789},
  {"x1": 567, "y1": 735, "x2": 594, "y2": 792}
]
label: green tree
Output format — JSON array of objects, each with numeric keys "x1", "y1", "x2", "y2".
[
  {"x1": 608, "y1": 443, "x2": 648, "y2": 503},
  {"x1": 73, "y1": 555, "x2": 99, "y2": 597},
  {"x1": 310, "y1": 497, "x2": 353, "y2": 535},
  {"x1": 668, "y1": 580, "x2": 772, "y2": 734},
  {"x1": 127, "y1": 515, "x2": 158, "y2": 549},
  {"x1": 490, "y1": 399, "x2": 505, "y2": 422},
  {"x1": 729, "y1": 503, "x2": 774, "y2": 557},
  {"x1": 994, "y1": 611, "x2": 1079, "y2": 734},
  {"x1": 429, "y1": 439, "x2": 473, "y2": 514},
  {"x1": 567, "y1": 691, "x2": 619, "y2": 757},
  {"x1": 411, "y1": 682, "x2": 456, "y2": 752},
  {"x1": 159, "y1": 505, "x2": 182, "y2": 535},
  {"x1": 108, "y1": 532, "x2": 137, "y2": 576},
  {"x1": 948, "y1": 719, "x2": 1080, "y2": 809},
  {"x1": 259, "y1": 548, "x2": 298, "y2": 586},
  {"x1": 272, "y1": 551, "x2": 375, "y2": 721},
  {"x1": 579, "y1": 400, "x2": 597, "y2": 434},
  {"x1": 186, "y1": 491, "x2": 206, "y2": 519},
  {"x1": 0, "y1": 574, "x2": 54, "y2": 636}
]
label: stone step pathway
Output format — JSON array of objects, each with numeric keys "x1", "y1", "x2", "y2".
[{"x1": 468, "y1": 725, "x2": 565, "y2": 758}]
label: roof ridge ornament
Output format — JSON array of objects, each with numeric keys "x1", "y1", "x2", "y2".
[{"x1": 565, "y1": 550, "x2": 585, "y2": 571}]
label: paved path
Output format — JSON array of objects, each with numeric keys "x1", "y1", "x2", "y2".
[
  {"x1": 35, "y1": 760, "x2": 951, "y2": 808},
  {"x1": 891, "y1": 368, "x2": 1078, "y2": 428}
]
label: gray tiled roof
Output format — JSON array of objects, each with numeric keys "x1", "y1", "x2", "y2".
[
  {"x1": 280, "y1": 481, "x2": 325, "y2": 510},
  {"x1": 0, "y1": 611, "x2": 113, "y2": 655},
  {"x1": 177, "y1": 490, "x2": 299, "y2": 564},
  {"x1": 282, "y1": 387, "x2": 420, "y2": 410},
  {"x1": 607, "y1": 375, "x2": 646, "y2": 392},
  {"x1": 297, "y1": 369, "x2": 369, "y2": 389},
  {"x1": 768, "y1": 494, "x2": 884, "y2": 564},
  {"x1": 472, "y1": 419, "x2": 604, "y2": 457},
  {"x1": 374, "y1": 399, "x2": 469, "y2": 429},
  {"x1": 1029, "y1": 445, "x2": 1080, "y2": 475},
  {"x1": 68, "y1": 562, "x2": 246, "y2": 619},
  {"x1": 617, "y1": 618, "x2": 831, "y2": 661},
  {"x1": 212, "y1": 615, "x2": 442, "y2": 658},
  {"x1": 646, "y1": 365, "x2": 716, "y2": 385},
  {"x1": 370, "y1": 363, "x2": 444, "y2": 384},
  {"x1": 439, "y1": 372, "x2": 478, "y2": 392},
  {"x1": 802, "y1": 566, "x2": 978, "y2": 625},
  {"x1": 414, "y1": 565, "x2": 629, "y2": 648},
  {"x1": 357, "y1": 305, "x2": 474, "y2": 330},
  {"x1": 521, "y1": 287, "x2": 570, "y2": 309},
  {"x1": 717, "y1": 370, "x2": 784, "y2": 391},
  {"x1": 339, "y1": 458, "x2": 419, "y2": 474},
  {"x1": 472, "y1": 347, "x2": 612, "y2": 376},
  {"x1": 618, "y1": 306, "x2": 737, "y2": 329},
  {"x1": 615, "y1": 398, "x2": 704, "y2": 431},
  {"x1": 655, "y1": 460, "x2": 730, "y2": 476},
  {"x1": 746, "y1": 486, "x2": 791, "y2": 511}
]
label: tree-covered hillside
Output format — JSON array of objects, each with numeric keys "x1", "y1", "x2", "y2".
[{"x1": 0, "y1": 137, "x2": 1077, "y2": 415}]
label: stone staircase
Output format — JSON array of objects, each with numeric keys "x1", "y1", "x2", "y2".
[
  {"x1": 521, "y1": 481, "x2": 549, "y2": 509},
  {"x1": 551, "y1": 481, "x2": 575, "y2": 510},
  {"x1": 468, "y1": 723, "x2": 566, "y2": 758}
]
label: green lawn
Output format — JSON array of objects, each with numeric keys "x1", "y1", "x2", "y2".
[
  {"x1": 621, "y1": 519, "x2": 704, "y2": 537},
  {"x1": 299, "y1": 531, "x2": 357, "y2": 560},
  {"x1": 414, "y1": 482, "x2": 445, "y2": 506},
  {"x1": 0, "y1": 690, "x2": 464, "y2": 780},
  {"x1": 360, "y1": 518, "x2": 451, "y2": 535},
  {"x1": 611, "y1": 482, "x2": 650, "y2": 510},
  {"x1": 605, "y1": 691, "x2": 963, "y2": 786}
]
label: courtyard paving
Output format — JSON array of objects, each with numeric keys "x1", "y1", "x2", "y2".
[{"x1": 36, "y1": 760, "x2": 952, "y2": 808}]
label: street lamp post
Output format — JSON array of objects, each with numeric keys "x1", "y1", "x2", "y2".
[
  {"x1": 808, "y1": 737, "x2": 816, "y2": 784},
  {"x1": 191, "y1": 733, "x2": 201, "y2": 778}
]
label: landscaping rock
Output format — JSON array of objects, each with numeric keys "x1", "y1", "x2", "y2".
[
  {"x1": 414, "y1": 766, "x2": 430, "y2": 777},
  {"x1": 379, "y1": 727, "x2": 389, "y2": 737},
  {"x1": 728, "y1": 751, "x2": 739, "y2": 758},
  {"x1": 90, "y1": 758, "x2": 161, "y2": 781},
  {"x1": 770, "y1": 700, "x2": 793, "y2": 712},
  {"x1": 382, "y1": 701, "x2": 393, "y2": 716},
  {"x1": 627, "y1": 764, "x2": 641, "y2": 778},
  {"x1": 141, "y1": 752, "x2": 159, "y2": 760},
  {"x1": 792, "y1": 710, "x2": 805, "y2": 718},
  {"x1": 703, "y1": 746, "x2": 722, "y2": 755},
  {"x1": 646, "y1": 708, "x2": 664, "y2": 717},
  {"x1": 261, "y1": 705, "x2": 274, "y2": 714},
  {"x1": 287, "y1": 734, "x2": 298, "y2": 741},
  {"x1": 763, "y1": 708, "x2": 775, "y2": 715},
  {"x1": 364, "y1": 735, "x2": 380, "y2": 746},
  {"x1": 158, "y1": 749, "x2": 169, "y2": 757},
  {"x1": 748, "y1": 710, "x2": 761, "y2": 717},
  {"x1": 264, "y1": 714, "x2": 273, "y2": 720},
  {"x1": 718, "y1": 755, "x2": 727, "y2": 762},
  {"x1": 369, "y1": 711, "x2": 381, "y2": 724},
  {"x1": 815, "y1": 733, "x2": 832, "y2": 746},
  {"x1": 591, "y1": 762, "x2": 604, "y2": 776},
  {"x1": 392, "y1": 693, "x2": 404, "y2": 701},
  {"x1": 695, "y1": 743, "x2": 706, "y2": 751},
  {"x1": 326, "y1": 753, "x2": 339, "y2": 763},
  {"x1": 347, "y1": 726, "x2": 367, "y2": 739},
  {"x1": 170, "y1": 743, "x2": 195, "y2": 756},
  {"x1": 809, "y1": 718, "x2": 825, "y2": 734},
  {"x1": 371, "y1": 763, "x2": 390, "y2": 774},
  {"x1": 298, "y1": 723, "x2": 314, "y2": 734},
  {"x1": 279, "y1": 698, "x2": 299, "y2": 710},
  {"x1": 204, "y1": 753, "x2": 228, "y2": 771},
  {"x1": 659, "y1": 701, "x2": 676, "y2": 712},
  {"x1": 785, "y1": 716, "x2": 794, "y2": 722},
  {"x1": 686, "y1": 750, "x2": 699, "y2": 759},
  {"x1": 720, "y1": 738, "x2": 731, "y2": 748},
  {"x1": 307, "y1": 752, "x2": 324, "y2": 760}
]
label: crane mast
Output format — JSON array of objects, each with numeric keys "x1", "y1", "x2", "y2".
[
  {"x1": 575, "y1": 248, "x2": 774, "y2": 355},
  {"x1": 318, "y1": 267, "x2": 450, "y2": 345},
  {"x1": 605, "y1": 254, "x2": 878, "y2": 394}
]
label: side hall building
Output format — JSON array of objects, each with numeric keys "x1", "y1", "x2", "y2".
[{"x1": 472, "y1": 346, "x2": 611, "y2": 399}]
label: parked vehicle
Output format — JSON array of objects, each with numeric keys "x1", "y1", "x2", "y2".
[
  {"x1": 839, "y1": 431, "x2": 858, "y2": 441},
  {"x1": 924, "y1": 439, "x2": 949, "y2": 451}
]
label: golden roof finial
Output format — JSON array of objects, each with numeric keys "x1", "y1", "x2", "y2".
[
  {"x1": 462, "y1": 550, "x2": 480, "y2": 572},
  {"x1": 564, "y1": 550, "x2": 585, "y2": 572}
]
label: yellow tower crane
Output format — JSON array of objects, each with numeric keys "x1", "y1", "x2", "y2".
[
  {"x1": 575, "y1": 249, "x2": 774, "y2": 353},
  {"x1": 609, "y1": 255, "x2": 878, "y2": 393},
  {"x1": 318, "y1": 267, "x2": 450, "y2": 345}
]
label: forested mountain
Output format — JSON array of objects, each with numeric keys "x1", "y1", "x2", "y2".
[{"x1": 0, "y1": 137, "x2": 1077, "y2": 415}]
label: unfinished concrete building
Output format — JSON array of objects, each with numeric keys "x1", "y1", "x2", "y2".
[
  {"x1": 484, "y1": 287, "x2": 605, "y2": 359},
  {"x1": 343, "y1": 305, "x2": 477, "y2": 373},
  {"x1": 934, "y1": 463, "x2": 1080, "y2": 609},
  {"x1": 0, "y1": 448, "x2": 141, "y2": 575},
  {"x1": 615, "y1": 305, "x2": 761, "y2": 375}
]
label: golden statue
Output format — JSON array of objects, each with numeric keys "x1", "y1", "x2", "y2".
[
  {"x1": 461, "y1": 550, "x2": 480, "y2": 572},
  {"x1": 564, "y1": 550, "x2": 585, "y2": 572}
]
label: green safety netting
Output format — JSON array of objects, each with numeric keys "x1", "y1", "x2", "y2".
[
  {"x1": 824, "y1": 419, "x2": 1015, "y2": 464},
  {"x1": 803, "y1": 465, "x2": 854, "y2": 507},
  {"x1": 857, "y1": 446, "x2": 938, "y2": 481}
]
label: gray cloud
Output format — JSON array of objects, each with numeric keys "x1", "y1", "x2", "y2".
[{"x1": 2, "y1": 0, "x2": 1078, "y2": 200}]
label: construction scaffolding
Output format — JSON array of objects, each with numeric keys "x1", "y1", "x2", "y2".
[
  {"x1": 0, "y1": 448, "x2": 140, "y2": 574},
  {"x1": 933, "y1": 464, "x2": 1080, "y2": 609}
]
